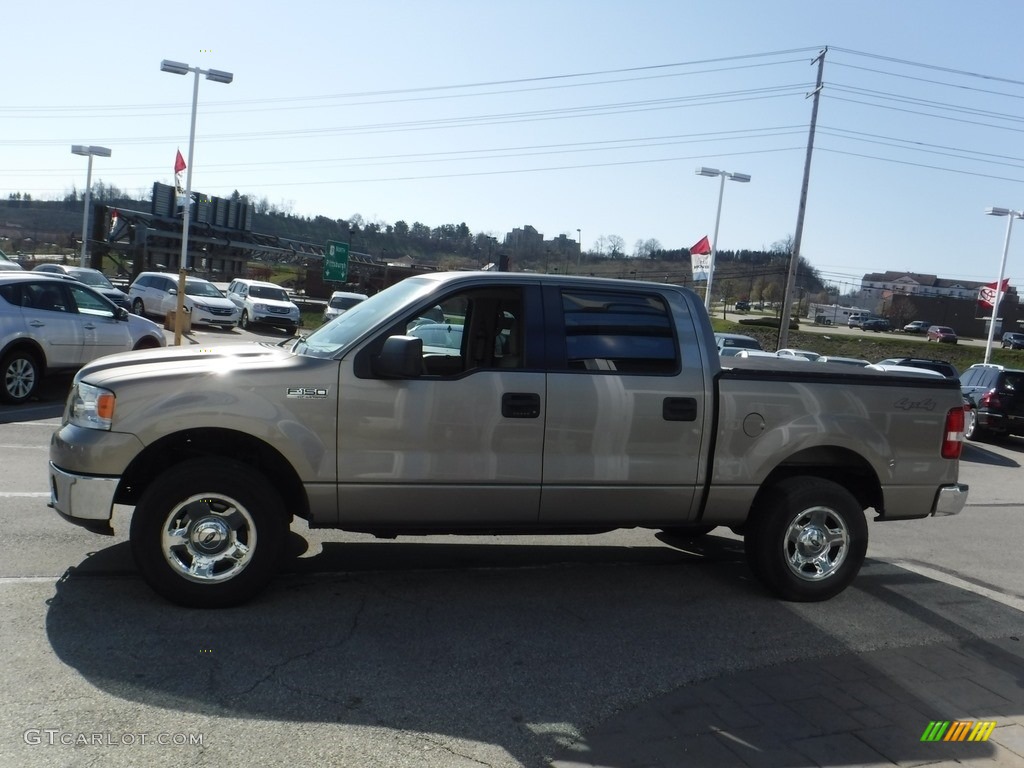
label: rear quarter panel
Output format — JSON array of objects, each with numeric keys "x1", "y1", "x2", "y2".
[{"x1": 707, "y1": 362, "x2": 962, "y2": 522}]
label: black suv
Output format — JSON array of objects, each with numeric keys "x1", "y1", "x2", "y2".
[
  {"x1": 960, "y1": 363, "x2": 1024, "y2": 440},
  {"x1": 1002, "y1": 332, "x2": 1024, "y2": 350},
  {"x1": 876, "y1": 357, "x2": 958, "y2": 379}
]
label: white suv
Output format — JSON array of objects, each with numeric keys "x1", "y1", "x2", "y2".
[
  {"x1": 225, "y1": 278, "x2": 301, "y2": 334},
  {"x1": 128, "y1": 272, "x2": 239, "y2": 329},
  {"x1": 323, "y1": 290, "x2": 368, "y2": 323}
]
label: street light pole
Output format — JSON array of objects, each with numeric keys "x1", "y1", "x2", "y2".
[
  {"x1": 71, "y1": 145, "x2": 112, "y2": 268},
  {"x1": 983, "y1": 207, "x2": 1023, "y2": 364},
  {"x1": 576, "y1": 228, "x2": 582, "y2": 270},
  {"x1": 696, "y1": 167, "x2": 751, "y2": 311},
  {"x1": 160, "y1": 59, "x2": 233, "y2": 345}
]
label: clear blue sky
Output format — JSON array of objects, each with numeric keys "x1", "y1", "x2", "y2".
[{"x1": 5, "y1": 1, "x2": 1024, "y2": 292}]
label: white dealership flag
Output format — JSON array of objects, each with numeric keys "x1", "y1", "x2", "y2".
[
  {"x1": 690, "y1": 235, "x2": 711, "y2": 282},
  {"x1": 978, "y1": 278, "x2": 1010, "y2": 309},
  {"x1": 174, "y1": 149, "x2": 186, "y2": 193}
]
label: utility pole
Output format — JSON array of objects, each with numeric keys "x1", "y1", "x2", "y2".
[{"x1": 777, "y1": 47, "x2": 826, "y2": 350}]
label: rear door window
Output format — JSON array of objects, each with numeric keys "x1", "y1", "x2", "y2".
[{"x1": 554, "y1": 289, "x2": 678, "y2": 374}]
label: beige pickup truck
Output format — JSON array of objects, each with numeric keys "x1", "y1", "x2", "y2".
[{"x1": 48, "y1": 272, "x2": 968, "y2": 607}]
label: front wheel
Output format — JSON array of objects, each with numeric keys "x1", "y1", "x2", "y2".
[
  {"x1": 132, "y1": 298, "x2": 146, "y2": 316},
  {"x1": 1, "y1": 349, "x2": 41, "y2": 404},
  {"x1": 130, "y1": 459, "x2": 288, "y2": 608},
  {"x1": 240, "y1": 310, "x2": 250, "y2": 329},
  {"x1": 745, "y1": 477, "x2": 867, "y2": 602}
]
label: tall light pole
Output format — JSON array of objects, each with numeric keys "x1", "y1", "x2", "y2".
[
  {"x1": 983, "y1": 207, "x2": 1023, "y2": 364},
  {"x1": 160, "y1": 59, "x2": 233, "y2": 345},
  {"x1": 576, "y1": 228, "x2": 582, "y2": 271},
  {"x1": 71, "y1": 145, "x2": 112, "y2": 268},
  {"x1": 696, "y1": 166, "x2": 750, "y2": 311}
]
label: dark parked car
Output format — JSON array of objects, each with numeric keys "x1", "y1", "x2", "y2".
[
  {"x1": 927, "y1": 325, "x2": 958, "y2": 344},
  {"x1": 1001, "y1": 332, "x2": 1024, "y2": 350},
  {"x1": 903, "y1": 320, "x2": 931, "y2": 334},
  {"x1": 861, "y1": 317, "x2": 891, "y2": 332},
  {"x1": 32, "y1": 264, "x2": 130, "y2": 309},
  {"x1": 960, "y1": 363, "x2": 1024, "y2": 440},
  {"x1": 876, "y1": 357, "x2": 959, "y2": 379},
  {"x1": 734, "y1": 300, "x2": 750, "y2": 311}
]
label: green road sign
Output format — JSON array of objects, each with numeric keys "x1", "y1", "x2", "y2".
[{"x1": 324, "y1": 240, "x2": 350, "y2": 282}]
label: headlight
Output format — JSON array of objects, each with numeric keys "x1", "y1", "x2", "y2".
[
  {"x1": 69, "y1": 383, "x2": 115, "y2": 430},
  {"x1": 254, "y1": 303, "x2": 269, "y2": 312}
]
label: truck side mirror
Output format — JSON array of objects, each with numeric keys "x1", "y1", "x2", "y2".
[{"x1": 373, "y1": 335, "x2": 423, "y2": 378}]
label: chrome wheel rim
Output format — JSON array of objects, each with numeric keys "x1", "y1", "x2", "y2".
[
  {"x1": 783, "y1": 506, "x2": 849, "y2": 581},
  {"x1": 161, "y1": 493, "x2": 257, "y2": 584},
  {"x1": 4, "y1": 357, "x2": 35, "y2": 400}
]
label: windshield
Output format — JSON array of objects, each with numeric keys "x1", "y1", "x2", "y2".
[
  {"x1": 185, "y1": 280, "x2": 226, "y2": 298},
  {"x1": 293, "y1": 278, "x2": 437, "y2": 359},
  {"x1": 329, "y1": 295, "x2": 364, "y2": 310},
  {"x1": 71, "y1": 269, "x2": 114, "y2": 289},
  {"x1": 251, "y1": 285, "x2": 289, "y2": 302}
]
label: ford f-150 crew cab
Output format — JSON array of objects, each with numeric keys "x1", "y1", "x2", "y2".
[{"x1": 48, "y1": 272, "x2": 969, "y2": 608}]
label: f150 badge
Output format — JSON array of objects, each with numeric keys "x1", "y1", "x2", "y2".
[{"x1": 286, "y1": 387, "x2": 329, "y2": 399}]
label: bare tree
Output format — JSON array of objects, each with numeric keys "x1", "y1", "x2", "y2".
[{"x1": 607, "y1": 234, "x2": 626, "y2": 259}]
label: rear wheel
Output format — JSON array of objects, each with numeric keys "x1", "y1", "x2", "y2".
[
  {"x1": 1, "y1": 349, "x2": 40, "y2": 404},
  {"x1": 130, "y1": 459, "x2": 288, "y2": 608},
  {"x1": 745, "y1": 477, "x2": 867, "y2": 601},
  {"x1": 964, "y1": 409, "x2": 987, "y2": 441}
]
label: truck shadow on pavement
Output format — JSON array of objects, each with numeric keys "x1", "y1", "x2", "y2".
[
  {"x1": 960, "y1": 443, "x2": 1021, "y2": 467},
  {"x1": 44, "y1": 535, "x2": 1018, "y2": 767}
]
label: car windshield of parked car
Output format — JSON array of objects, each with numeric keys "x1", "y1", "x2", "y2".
[
  {"x1": 184, "y1": 279, "x2": 225, "y2": 298},
  {"x1": 250, "y1": 285, "x2": 289, "y2": 302},
  {"x1": 293, "y1": 278, "x2": 435, "y2": 359},
  {"x1": 69, "y1": 269, "x2": 114, "y2": 289},
  {"x1": 329, "y1": 295, "x2": 364, "y2": 310}
]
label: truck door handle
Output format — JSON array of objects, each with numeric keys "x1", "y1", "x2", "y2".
[
  {"x1": 663, "y1": 397, "x2": 698, "y2": 422},
  {"x1": 502, "y1": 392, "x2": 540, "y2": 419}
]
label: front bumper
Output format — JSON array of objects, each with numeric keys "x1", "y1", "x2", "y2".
[
  {"x1": 253, "y1": 310, "x2": 299, "y2": 327},
  {"x1": 932, "y1": 483, "x2": 969, "y2": 516},
  {"x1": 49, "y1": 462, "x2": 118, "y2": 523},
  {"x1": 191, "y1": 308, "x2": 239, "y2": 327}
]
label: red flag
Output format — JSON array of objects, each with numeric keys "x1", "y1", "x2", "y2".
[
  {"x1": 174, "y1": 149, "x2": 187, "y2": 175},
  {"x1": 978, "y1": 278, "x2": 1010, "y2": 309},
  {"x1": 690, "y1": 235, "x2": 711, "y2": 255}
]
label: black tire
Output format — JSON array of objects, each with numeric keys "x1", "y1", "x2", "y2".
[
  {"x1": 132, "y1": 298, "x2": 146, "y2": 316},
  {"x1": 1, "y1": 349, "x2": 41, "y2": 404},
  {"x1": 744, "y1": 477, "x2": 867, "y2": 602},
  {"x1": 132, "y1": 337, "x2": 161, "y2": 351},
  {"x1": 240, "y1": 310, "x2": 250, "y2": 330},
  {"x1": 129, "y1": 459, "x2": 288, "y2": 608}
]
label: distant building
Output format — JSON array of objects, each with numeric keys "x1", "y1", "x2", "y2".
[
  {"x1": 503, "y1": 225, "x2": 581, "y2": 262},
  {"x1": 860, "y1": 271, "x2": 992, "y2": 301}
]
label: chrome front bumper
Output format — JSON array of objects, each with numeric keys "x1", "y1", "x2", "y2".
[
  {"x1": 49, "y1": 462, "x2": 117, "y2": 522},
  {"x1": 933, "y1": 483, "x2": 969, "y2": 516}
]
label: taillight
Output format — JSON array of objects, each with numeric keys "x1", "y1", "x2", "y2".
[
  {"x1": 942, "y1": 406, "x2": 964, "y2": 459},
  {"x1": 979, "y1": 389, "x2": 1001, "y2": 409}
]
